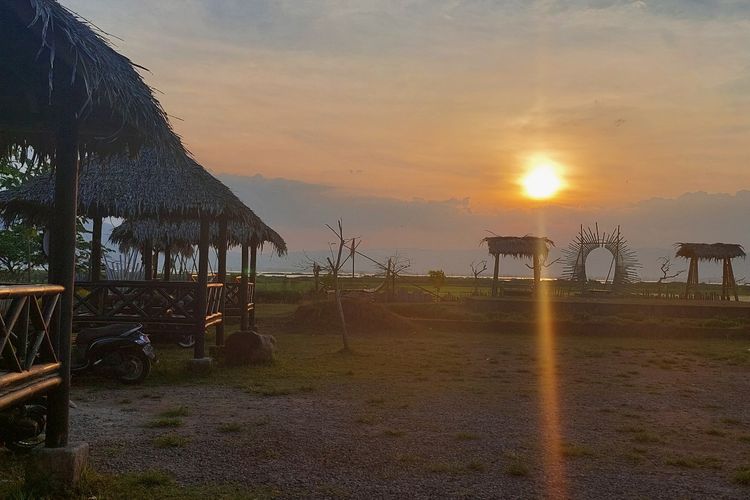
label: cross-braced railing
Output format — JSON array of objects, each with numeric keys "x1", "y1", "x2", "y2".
[
  {"x1": 73, "y1": 281, "x2": 223, "y2": 337},
  {"x1": 0, "y1": 285, "x2": 63, "y2": 410},
  {"x1": 223, "y1": 282, "x2": 254, "y2": 318}
]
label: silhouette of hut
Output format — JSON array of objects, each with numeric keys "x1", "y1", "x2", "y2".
[
  {"x1": 482, "y1": 236, "x2": 554, "y2": 295},
  {"x1": 1, "y1": 0, "x2": 184, "y2": 448},
  {"x1": 675, "y1": 243, "x2": 745, "y2": 301}
]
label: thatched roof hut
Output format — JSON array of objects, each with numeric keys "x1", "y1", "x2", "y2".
[
  {"x1": 482, "y1": 236, "x2": 554, "y2": 259},
  {"x1": 482, "y1": 235, "x2": 555, "y2": 294},
  {"x1": 1, "y1": 0, "x2": 183, "y2": 157},
  {"x1": 0, "y1": 149, "x2": 253, "y2": 223},
  {"x1": 109, "y1": 218, "x2": 287, "y2": 257},
  {"x1": 675, "y1": 243, "x2": 746, "y2": 262},
  {"x1": 675, "y1": 242, "x2": 745, "y2": 301}
]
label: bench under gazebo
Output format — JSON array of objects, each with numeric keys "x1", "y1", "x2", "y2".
[
  {"x1": 0, "y1": 0, "x2": 185, "y2": 465},
  {"x1": 482, "y1": 235, "x2": 554, "y2": 296},
  {"x1": 675, "y1": 242, "x2": 745, "y2": 301}
]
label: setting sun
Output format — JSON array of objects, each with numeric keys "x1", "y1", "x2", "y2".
[{"x1": 521, "y1": 162, "x2": 564, "y2": 200}]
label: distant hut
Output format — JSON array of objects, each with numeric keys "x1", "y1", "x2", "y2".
[
  {"x1": 675, "y1": 243, "x2": 745, "y2": 301},
  {"x1": 1, "y1": 0, "x2": 185, "y2": 449},
  {"x1": 482, "y1": 236, "x2": 554, "y2": 296}
]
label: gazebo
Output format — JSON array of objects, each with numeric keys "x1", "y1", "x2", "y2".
[
  {"x1": 675, "y1": 243, "x2": 746, "y2": 301},
  {"x1": 1, "y1": 0, "x2": 184, "y2": 454},
  {"x1": 0, "y1": 149, "x2": 266, "y2": 357},
  {"x1": 109, "y1": 217, "x2": 287, "y2": 331},
  {"x1": 482, "y1": 235, "x2": 554, "y2": 296}
]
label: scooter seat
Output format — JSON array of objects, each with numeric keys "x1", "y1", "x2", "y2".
[{"x1": 76, "y1": 324, "x2": 142, "y2": 345}]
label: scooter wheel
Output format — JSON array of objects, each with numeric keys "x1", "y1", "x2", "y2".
[
  {"x1": 177, "y1": 334, "x2": 195, "y2": 348},
  {"x1": 117, "y1": 351, "x2": 151, "y2": 384}
]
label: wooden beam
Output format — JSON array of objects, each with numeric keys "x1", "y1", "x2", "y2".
[
  {"x1": 46, "y1": 106, "x2": 79, "y2": 448},
  {"x1": 491, "y1": 253, "x2": 500, "y2": 297},
  {"x1": 90, "y1": 216, "x2": 102, "y2": 281},
  {"x1": 163, "y1": 245, "x2": 172, "y2": 281},
  {"x1": 142, "y1": 241, "x2": 153, "y2": 281},
  {"x1": 250, "y1": 236, "x2": 258, "y2": 329},
  {"x1": 215, "y1": 214, "x2": 228, "y2": 345},
  {"x1": 194, "y1": 215, "x2": 210, "y2": 359},
  {"x1": 240, "y1": 241, "x2": 249, "y2": 331}
]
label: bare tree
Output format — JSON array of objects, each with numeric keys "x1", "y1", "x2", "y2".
[
  {"x1": 470, "y1": 260, "x2": 488, "y2": 295},
  {"x1": 325, "y1": 220, "x2": 351, "y2": 352},
  {"x1": 656, "y1": 256, "x2": 684, "y2": 283}
]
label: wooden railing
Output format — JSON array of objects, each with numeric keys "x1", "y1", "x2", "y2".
[
  {"x1": 73, "y1": 281, "x2": 224, "y2": 336},
  {"x1": 223, "y1": 282, "x2": 254, "y2": 318},
  {"x1": 0, "y1": 285, "x2": 63, "y2": 410}
]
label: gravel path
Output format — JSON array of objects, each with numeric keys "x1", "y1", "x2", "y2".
[{"x1": 69, "y1": 331, "x2": 750, "y2": 499}]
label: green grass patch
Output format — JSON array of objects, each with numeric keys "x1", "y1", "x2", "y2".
[
  {"x1": 734, "y1": 467, "x2": 750, "y2": 485},
  {"x1": 153, "y1": 434, "x2": 189, "y2": 448},
  {"x1": 217, "y1": 423, "x2": 243, "y2": 434},
  {"x1": 145, "y1": 417, "x2": 183, "y2": 429},
  {"x1": 158, "y1": 406, "x2": 190, "y2": 418}
]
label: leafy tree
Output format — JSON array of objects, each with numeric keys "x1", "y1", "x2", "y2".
[
  {"x1": 0, "y1": 224, "x2": 44, "y2": 278},
  {"x1": 428, "y1": 269, "x2": 446, "y2": 297}
]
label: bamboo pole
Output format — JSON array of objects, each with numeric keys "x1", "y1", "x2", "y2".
[
  {"x1": 240, "y1": 241, "x2": 249, "y2": 331},
  {"x1": 215, "y1": 214, "x2": 228, "y2": 345},
  {"x1": 194, "y1": 215, "x2": 210, "y2": 359},
  {"x1": 250, "y1": 236, "x2": 258, "y2": 329}
]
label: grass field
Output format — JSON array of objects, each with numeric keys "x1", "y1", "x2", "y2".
[{"x1": 3, "y1": 303, "x2": 750, "y2": 498}]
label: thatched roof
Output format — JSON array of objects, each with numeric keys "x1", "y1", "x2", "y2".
[
  {"x1": 0, "y1": 0, "x2": 183, "y2": 158},
  {"x1": 675, "y1": 243, "x2": 746, "y2": 262},
  {"x1": 0, "y1": 149, "x2": 253, "y2": 222},
  {"x1": 482, "y1": 235, "x2": 554, "y2": 259},
  {"x1": 109, "y1": 217, "x2": 287, "y2": 257}
]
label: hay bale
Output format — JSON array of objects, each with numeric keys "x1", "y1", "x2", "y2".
[
  {"x1": 292, "y1": 298, "x2": 418, "y2": 335},
  {"x1": 224, "y1": 331, "x2": 276, "y2": 366}
]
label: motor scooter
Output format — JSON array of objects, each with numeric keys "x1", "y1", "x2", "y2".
[
  {"x1": 73, "y1": 323, "x2": 155, "y2": 384},
  {"x1": 0, "y1": 400, "x2": 46, "y2": 452}
]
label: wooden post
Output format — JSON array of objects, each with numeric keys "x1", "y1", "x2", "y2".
[
  {"x1": 215, "y1": 214, "x2": 228, "y2": 345},
  {"x1": 46, "y1": 107, "x2": 79, "y2": 448},
  {"x1": 728, "y1": 258, "x2": 739, "y2": 301},
  {"x1": 684, "y1": 257, "x2": 698, "y2": 299},
  {"x1": 143, "y1": 240, "x2": 153, "y2": 281},
  {"x1": 533, "y1": 253, "x2": 541, "y2": 290},
  {"x1": 491, "y1": 253, "x2": 500, "y2": 297},
  {"x1": 250, "y1": 236, "x2": 258, "y2": 329},
  {"x1": 163, "y1": 245, "x2": 172, "y2": 281},
  {"x1": 153, "y1": 250, "x2": 160, "y2": 279},
  {"x1": 194, "y1": 215, "x2": 210, "y2": 359},
  {"x1": 90, "y1": 216, "x2": 102, "y2": 281},
  {"x1": 240, "y1": 241, "x2": 249, "y2": 331}
]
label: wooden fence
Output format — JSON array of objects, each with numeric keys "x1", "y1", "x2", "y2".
[
  {"x1": 73, "y1": 281, "x2": 224, "y2": 337},
  {"x1": 0, "y1": 284, "x2": 63, "y2": 410}
]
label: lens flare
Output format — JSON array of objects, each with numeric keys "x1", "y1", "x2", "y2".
[{"x1": 534, "y1": 213, "x2": 567, "y2": 499}]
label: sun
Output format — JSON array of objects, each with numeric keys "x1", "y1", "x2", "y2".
[{"x1": 521, "y1": 162, "x2": 564, "y2": 200}]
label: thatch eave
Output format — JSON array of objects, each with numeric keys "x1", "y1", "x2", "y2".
[
  {"x1": 0, "y1": 149, "x2": 250, "y2": 223},
  {"x1": 109, "y1": 217, "x2": 288, "y2": 257},
  {"x1": 0, "y1": 0, "x2": 184, "y2": 158},
  {"x1": 674, "y1": 242, "x2": 746, "y2": 262},
  {"x1": 482, "y1": 235, "x2": 554, "y2": 259}
]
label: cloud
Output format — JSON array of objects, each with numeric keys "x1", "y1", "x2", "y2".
[{"x1": 220, "y1": 173, "x2": 750, "y2": 280}]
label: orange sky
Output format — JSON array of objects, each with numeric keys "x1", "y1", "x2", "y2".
[{"x1": 65, "y1": 0, "x2": 750, "y2": 212}]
